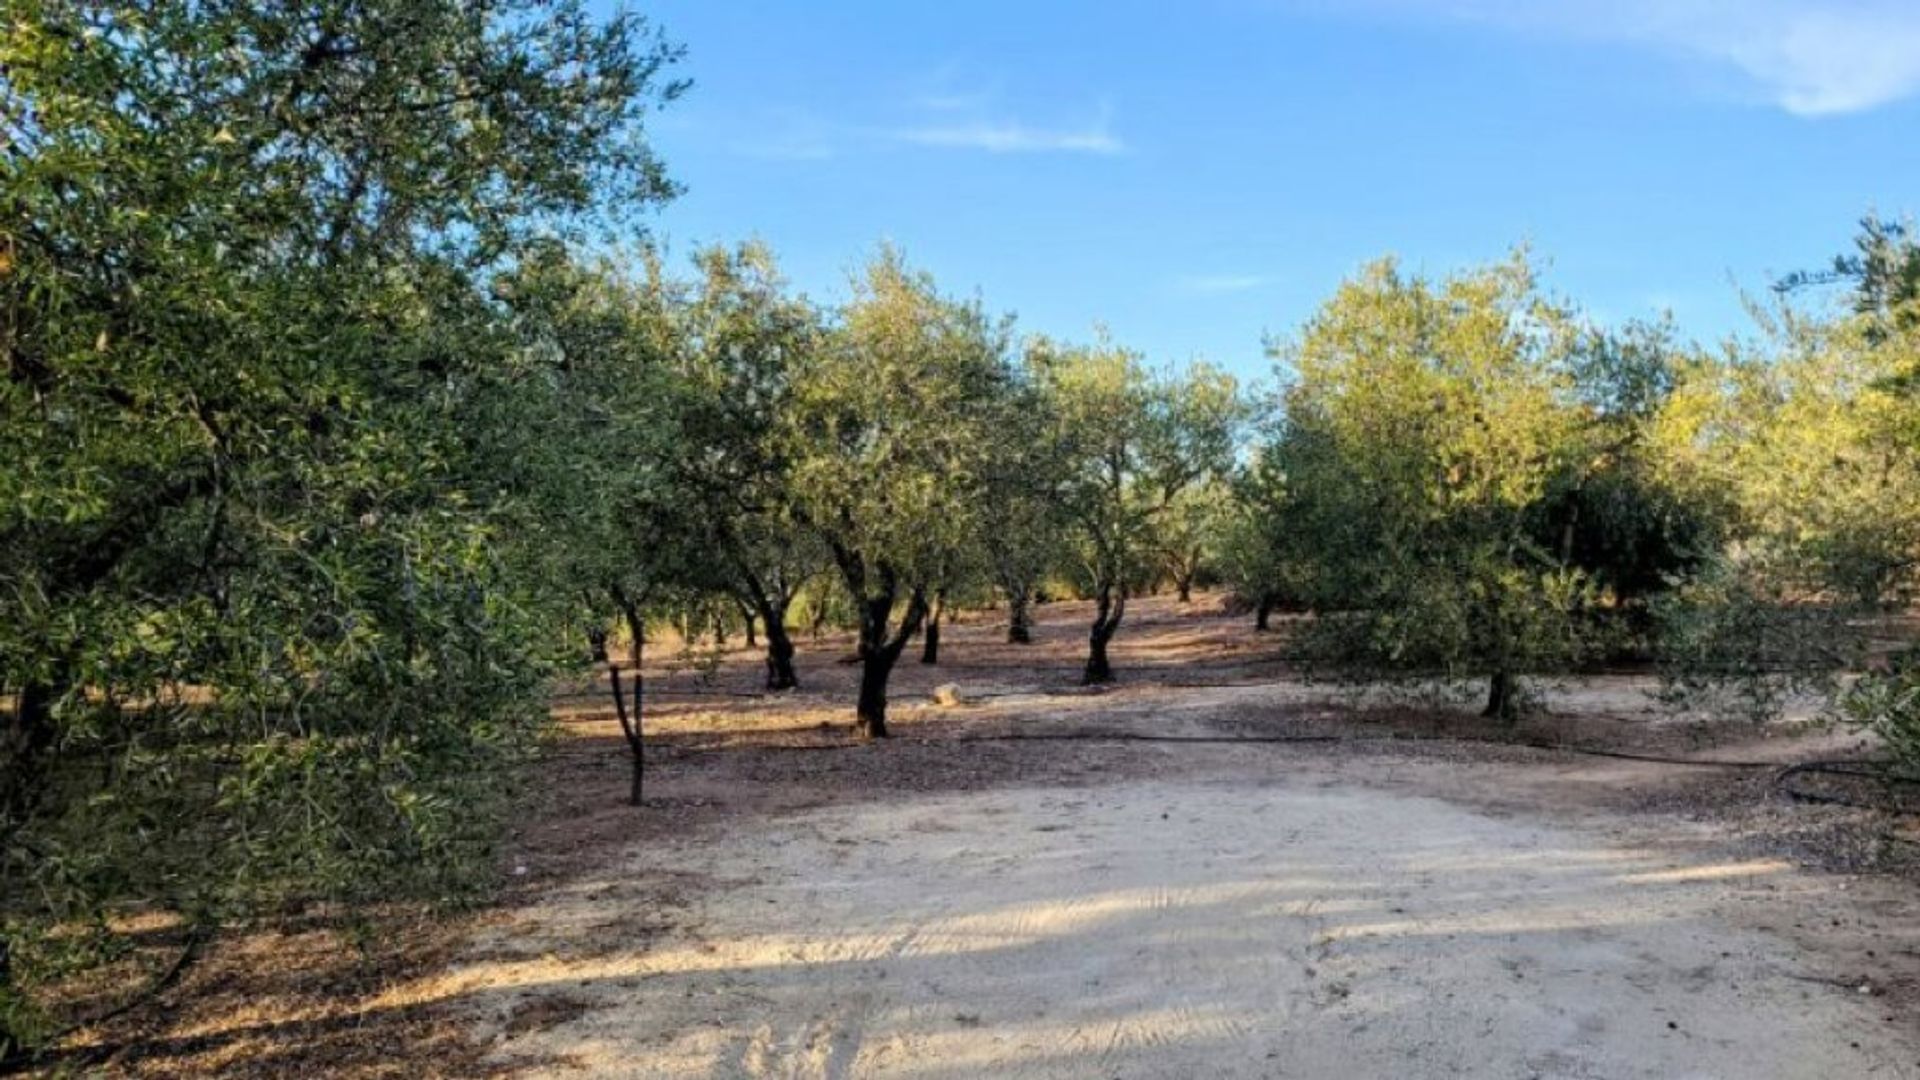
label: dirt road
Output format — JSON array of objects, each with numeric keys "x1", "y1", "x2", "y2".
[
  {"x1": 385, "y1": 595, "x2": 1916, "y2": 1079},
  {"x1": 460, "y1": 770, "x2": 1912, "y2": 1078}
]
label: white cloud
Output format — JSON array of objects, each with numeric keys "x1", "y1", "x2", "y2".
[
  {"x1": 1335, "y1": 0, "x2": 1920, "y2": 115},
  {"x1": 891, "y1": 74, "x2": 1124, "y2": 154},
  {"x1": 892, "y1": 119, "x2": 1126, "y2": 155},
  {"x1": 1177, "y1": 274, "x2": 1270, "y2": 294},
  {"x1": 724, "y1": 68, "x2": 1126, "y2": 160}
]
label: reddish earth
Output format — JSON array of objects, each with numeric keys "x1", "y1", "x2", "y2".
[{"x1": 49, "y1": 594, "x2": 1920, "y2": 1077}]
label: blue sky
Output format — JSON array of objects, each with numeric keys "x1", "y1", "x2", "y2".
[{"x1": 632, "y1": 0, "x2": 1920, "y2": 380}]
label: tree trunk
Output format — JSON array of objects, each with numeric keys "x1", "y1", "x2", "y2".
[
  {"x1": 1482, "y1": 669, "x2": 1515, "y2": 722},
  {"x1": 762, "y1": 603, "x2": 799, "y2": 691},
  {"x1": 613, "y1": 591, "x2": 644, "y2": 671},
  {"x1": 586, "y1": 624, "x2": 608, "y2": 664},
  {"x1": 1176, "y1": 571, "x2": 1194, "y2": 604},
  {"x1": 811, "y1": 601, "x2": 829, "y2": 639},
  {"x1": 2, "y1": 679, "x2": 59, "y2": 831},
  {"x1": 1083, "y1": 586, "x2": 1124, "y2": 685},
  {"x1": 848, "y1": 586, "x2": 928, "y2": 740},
  {"x1": 856, "y1": 652, "x2": 895, "y2": 739},
  {"x1": 608, "y1": 663, "x2": 644, "y2": 806},
  {"x1": 743, "y1": 610, "x2": 758, "y2": 649},
  {"x1": 920, "y1": 589, "x2": 945, "y2": 665},
  {"x1": 1083, "y1": 627, "x2": 1114, "y2": 684},
  {"x1": 4, "y1": 681, "x2": 54, "y2": 782},
  {"x1": 1006, "y1": 585, "x2": 1034, "y2": 644},
  {"x1": 3, "y1": 678, "x2": 59, "y2": 1041},
  {"x1": 1254, "y1": 592, "x2": 1276, "y2": 632}
]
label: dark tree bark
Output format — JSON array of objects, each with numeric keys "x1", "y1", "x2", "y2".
[
  {"x1": 854, "y1": 587, "x2": 928, "y2": 739},
  {"x1": 920, "y1": 589, "x2": 945, "y2": 665},
  {"x1": 733, "y1": 563, "x2": 801, "y2": 691},
  {"x1": 3, "y1": 681, "x2": 59, "y2": 825},
  {"x1": 1254, "y1": 592, "x2": 1276, "y2": 632},
  {"x1": 1175, "y1": 571, "x2": 1194, "y2": 604},
  {"x1": 610, "y1": 585, "x2": 644, "y2": 671},
  {"x1": 762, "y1": 617, "x2": 799, "y2": 691},
  {"x1": 856, "y1": 650, "x2": 896, "y2": 738},
  {"x1": 1482, "y1": 669, "x2": 1515, "y2": 722},
  {"x1": 1006, "y1": 584, "x2": 1034, "y2": 644},
  {"x1": 832, "y1": 544, "x2": 929, "y2": 740},
  {"x1": 608, "y1": 663, "x2": 645, "y2": 806},
  {"x1": 742, "y1": 609, "x2": 758, "y2": 649},
  {"x1": 1083, "y1": 584, "x2": 1126, "y2": 685}
]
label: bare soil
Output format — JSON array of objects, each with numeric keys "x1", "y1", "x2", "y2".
[{"x1": 51, "y1": 594, "x2": 1920, "y2": 1077}]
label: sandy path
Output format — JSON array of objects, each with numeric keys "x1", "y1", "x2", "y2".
[{"x1": 464, "y1": 776, "x2": 1913, "y2": 1079}]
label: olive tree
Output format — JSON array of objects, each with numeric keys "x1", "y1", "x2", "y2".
[
  {"x1": 978, "y1": 371, "x2": 1073, "y2": 643},
  {"x1": 670, "y1": 244, "x2": 828, "y2": 691},
  {"x1": 1217, "y1": 445, "x2": 1301, "y2": 631},
  {"x1": 0, "y1": 0, "x2": 682, "y2": 1051},
  {"x1": 787, "y1": 250, "x2": 1012, "y2": 737},
  {"x1": 1654, "y1": 274, "x2": 1920, "y2": 734},
  {"x1": 493, "y1": 250, "x2": 692, "y2": 805},
  {"x1": 1271, "y1": 255, "x2": 1597, "y2": 719},
  {"x1": 1037, "y1": 341, "x2": 1243, "y2": 683}
]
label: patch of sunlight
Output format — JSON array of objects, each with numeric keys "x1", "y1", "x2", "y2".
[
  {"x1": 1616, "y1": 859, "x2": 1792, "y2": 885},
  {"x1": 1315, "y1": 901, "x2": 1660, "y2": 945}
]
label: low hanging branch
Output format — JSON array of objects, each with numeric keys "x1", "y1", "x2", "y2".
[
  {"x1": 608, "y1": 663, "x2": 645, "y2": 806},
  {"x1": 2, "y1": 921, "x2": 213, "y2": 1073}
]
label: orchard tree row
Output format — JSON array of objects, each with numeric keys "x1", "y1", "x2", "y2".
[
  {"x1": 1218, "y1": 226, "x2": 1920, "y2": 748},
  {"x1": 6, "y1": 0, "x2": 1920, "y2": 1061},
  {"x1": 533, "y1": 241, "x2": 1247, "y2": 749}
]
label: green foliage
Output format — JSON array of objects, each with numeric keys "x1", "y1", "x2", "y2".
[
  {"x1": 670, "y1": 244, "x2": 830, "y2": 684},
  {"x1": 1266, "y1": 254, "x2": 1605, "y2": 717},
  {"x1": 975, "y1": 368, "x2": 1072, "y2": 640},
  {"x1": 790, "y1": 249, "x2": 1012, "y2": 589},
  {"x1": 785, "y1": 247, "x2": 1015, "y2": 731},
  {"x1": 1, "y1": 0, "x2": 682, "y2": 1052},
  {"x1": 1843, "y1": 660, "x2": 1920, "y2": 776},
  {"x1": 1531, "y1": 321, "x2": 1721, "y2": 610},
  {"x1": 1665, "y1": 233, "x2": 1920, "y2": 762},
  {"x1": 1653, "y1": 553, "x2": 1856, "y2": 722},
  {"x1": 1034, "y1": 340, "x2": 1243, "y2": 679}
]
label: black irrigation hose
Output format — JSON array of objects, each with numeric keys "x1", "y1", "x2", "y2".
[
  {"x1": 1772, "y1": 759, "x2": 1920, "y2": 822},
  {"x1": 924, "y1": 729, "x2": 1786, "y2": 768},
  {"x1": 669, "y1": 726, "x2": 1792, "y2": 770},
  {"x1": 1775, "y1": 760, "x2": 1920, "y2": 787}
]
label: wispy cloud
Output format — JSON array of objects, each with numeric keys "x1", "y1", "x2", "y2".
[
  {"x1": 892, "y1": 117, "x2": 1126, "y2": 155},
  {"x1": 720, "y1": 69, "x2": 1127, "y2": 160},
  {"x1": 891, "y1": 71, "x2": 1125, "y2": 155},
  {"x1": 1177, "y1": 274, "x2": 1270, "y2": 294},
  {"x1": 1333, "y1": 0, "x2": 1920, "y2": 115}
]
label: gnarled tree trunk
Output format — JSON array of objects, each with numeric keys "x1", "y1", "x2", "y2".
[
  {"x1": 834, "y1": 543, "x2": 931, "y2": 739},
  {"x1": 608, "y1": 662, "x2": 645, "y2": 806},
  {"x1": 1254, "y1": 591, "x2": 1276, "y2": 632},
  {"x1": 1006, "y1": 584, "x2": 1034, "y2": 643},
  {"x1": 1482, "y1": 669, "x2": 1515, "y2": 722},
  {"x1": 1083, "y1": 584, "x2": 1126, "y2": 685}
]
